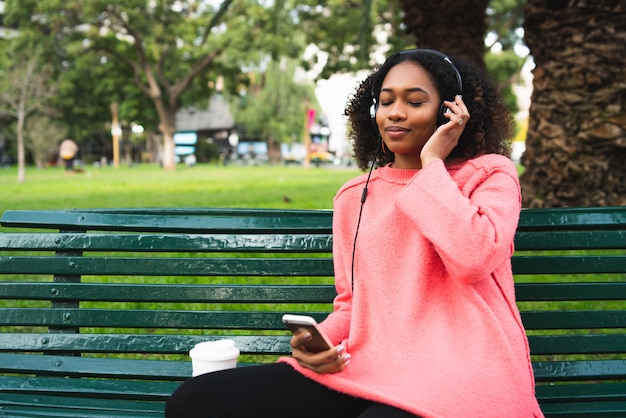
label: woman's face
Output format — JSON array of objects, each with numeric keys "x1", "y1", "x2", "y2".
[{"x1": 375, "y1": 61, "x2": 440, "y2": 169}]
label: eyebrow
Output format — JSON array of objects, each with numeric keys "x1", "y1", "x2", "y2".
[{"x1": 380, "y1": 87, "x2": 430, "y2": 95}]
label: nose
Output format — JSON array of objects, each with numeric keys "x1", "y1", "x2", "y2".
[{"x1": 387, "y1": 102, "x2": 406, "y2": 121}]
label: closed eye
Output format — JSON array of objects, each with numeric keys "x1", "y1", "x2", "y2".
[{"x1": 380, "y1": 100, "x2": 426, "y2": 107}]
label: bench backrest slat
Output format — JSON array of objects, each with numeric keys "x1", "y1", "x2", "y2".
[
  {"x1": 3, "y1": 254, "x2": 623, "y2": 276},
  {"x1": 515, "y1": 230, "x2": 626, "y2": 250},
  {"x1": 0, "y1": 374, "x2": 177, "y2": 399},
  {"x1": 529, "y1": 334, "x2": 626, "y2": 355},
  {"x1": 3, "y1": 282, "x2": 625, "y2": 303},
  {"x1": 0, "y1": 256, "x2": 334, "y2": 276},
  {"x1": 0, "y1": 283, "x2": 337, "y2": 302},
  {"x1": 0, "y1": 334, "x2": 291, "y2": 355},
  {"x1": 515, "y1": 282, "x2": 626, "y2": 301},
  {"x1": 0, "y1": 233, "x2": 334, "y2": 252},
  {"x1": 0, "y1": 309, "x2": 329, "y2": 330},
  {"x1": 516, "y1": 206, "x2": 626, "y2": 230},
  {"x1": 4, "y1": 308, "x2": 624, "y2": 331},
  {"x1": 0, "y1": 352, "x2": 192, "y2": 379},
  {"x1": 533, "y1": 360, "x2": 626, "y2": 381},
  {"x1": 522, "y1": 311, "x2": 626, "y2": 329},
  {"x1": 513, "y1": 255, "x2": 626, "y2": 274},
  {"x1": 0, "y1": 209, "x2": 334, "y2": 234}
]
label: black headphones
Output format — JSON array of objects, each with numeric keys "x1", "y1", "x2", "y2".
[{"x1": 369, "y1": 49, "x2": 463, "y2": 127}]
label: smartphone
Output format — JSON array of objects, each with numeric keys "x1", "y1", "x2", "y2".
[{"x1": 281, "y1": 314, "x2": 334, "y2": 353}]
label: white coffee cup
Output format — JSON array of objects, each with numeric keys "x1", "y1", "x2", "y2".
[{"x1": 189, "y1": 339, "x2": 240, "y2": 377}]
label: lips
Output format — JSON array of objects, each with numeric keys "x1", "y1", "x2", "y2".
[{"x1": 384, "y1": 126, "x2": 410, "y2": 139}]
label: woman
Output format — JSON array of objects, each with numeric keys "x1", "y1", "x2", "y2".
[{"x1": 166, "y1": 49, "x2": 544, "y2": 418}]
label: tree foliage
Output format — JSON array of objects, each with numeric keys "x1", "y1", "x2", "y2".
[
  {"x1": 24, "y1": 115, "x2": 68, "y2": 169},
  {"x1": 234, "y1": 58, "x2": 317, "y2": 162},
  {"x1": 6, "y1": 0, "x2": 259, "y2": 169},
  {"x1": 0, "y1": 38, "x2": 60, "y2": 182},
  {"x1": 1, "y1": 0, "x2": 540, "y2": 176}
]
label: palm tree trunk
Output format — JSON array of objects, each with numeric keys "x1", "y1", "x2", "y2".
[
  {"x1": 398, "y1": 0, "x2": 489, "y2": 66},
  {"x1": 520, "y1": 0, "x2": 626, "y2": 207}
]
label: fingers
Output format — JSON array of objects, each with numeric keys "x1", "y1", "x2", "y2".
[
  {"x1": 444, "y1": 95, "x2": 470, "y2": 127},
  {"x1": 289, "y1": 330, "x2": 311, "y2": 349},
  {"x1": 291, "y1": 342, "x2": 351, "y2": 374},
  {"x1": 302, "y1": 352, "x2": 350, "y2": 374},
  {"x1": 422, "y1": 96, "x2": 469, "y2": 166}
]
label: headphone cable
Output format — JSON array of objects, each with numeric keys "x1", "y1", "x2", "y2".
[{"x1": 350, "y1": 140, "x2": 380, "y2": 293}]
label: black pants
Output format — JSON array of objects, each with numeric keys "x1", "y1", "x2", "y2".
[{"x1": 165, "y1": 363, "x2": 418, "y2": 418}]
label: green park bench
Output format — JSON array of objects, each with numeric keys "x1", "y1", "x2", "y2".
[{"x1": 0, "y1": 207, "x2": 625, "y2": 417}]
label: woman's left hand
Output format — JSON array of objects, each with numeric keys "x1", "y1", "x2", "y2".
[
  {"x1": 420, "y1": 95, "x2": 470, "y2": 167},
  {"x1": 289, "y1": 332, "x2": 351, "y2": 374}
]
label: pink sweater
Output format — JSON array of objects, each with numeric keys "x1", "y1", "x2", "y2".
[{"x1": 280, "y1": 155, "x2": 544, "y2": 418}]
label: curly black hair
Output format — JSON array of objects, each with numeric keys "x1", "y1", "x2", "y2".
[{"x1": 344, "y1": 49, "x2": 514, "y2": 170}]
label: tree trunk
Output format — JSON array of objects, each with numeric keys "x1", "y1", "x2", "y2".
[
  {"x1": 16, "y1": 110, "x2": 26, "y2": 183},
  {"x1": 521, "y1": 0, "x2": 626, "y2": 207},
  {"x1": 398, "y1": 0, "x2": 489, "y2": 66},
  {"x1": 267, "y1": 137, "x2": 282, "y2": 164},
  {"x1": 162, "y1": 132, "x2": 176, "y2": 169}
]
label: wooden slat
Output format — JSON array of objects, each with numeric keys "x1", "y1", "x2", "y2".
[
  {"x1": 515, "y1": 282, "x2": 626, "y2": 301},
  {"x1": 528, "y1": 334, "x2": 626, "y2": 355},
  {"x1": 2, "y1": 333, "x2": 623, "y2": 358},
  {"x1": 0, "y1": 233, "x2": 333, "y2": 252},
  {"x1": 3, "y1": 206, "x2": 625, "y2": 232},
  {"x1": 0, "y1": 353, "x2": 190, "y2": 380},
  {"x1": 0, "y1": 283, "x2": 337, "y2": 303},
  {"x1": 517, "y1": 206, "x2": 626, "y2": 230},
  {"x1": 537, "y1": 382, "x2": 626, "y2": 417},
  {"x1": 512, "y1": 255, "x2": 626, "y2": 274},
  {"x1": 522, "y1": 311, "x2": 626, "y2": 329},
  {"x1": 0, "y1": 375, "x2": 177, "y2": 400},
  {"x1": 0, "y1": 256, "x2": 334, "y2": 276},
  {"x1": 0, "y1": 392, "x2": 163, "y2": 414},
  {"x1": 536, "y1": 382, "x2": 626, "y2": 402},
  {"x1": 6, "y1": 354, "x2": 626, "y2": 382},
  {"x1": 0, "y1": 352, "x2": 286, "y2": 380},
  {"x1": 3, "y1": 254, "x2": 623, "y2": 276},
  {"x1": 0, "y1": 209, "x2": 334, "y2": 234},
  {"x1": 515, "y1": 230, "x2": 626, "y2": 250},
  {"x1": 540, "y1": 401, "x2": 626, "y2": 418},
  {"x1": 0, "y1": 333, "x2": 293, "y2": 355},
  {"x1": 533, "y1": 360, "x2": 626, "y2": 382},
  {"x1": 0, "y1": 309, "x2": 331, "y2": 330},
  {"x1": 4, "y1": 282, "x2": 625, "y2": 303},
  {"x1": 7, "y1": 309, "x2": 623, "y2": 332},
  {"x1": 0, "y1": 395, "x2": 162, "y2": 418}
]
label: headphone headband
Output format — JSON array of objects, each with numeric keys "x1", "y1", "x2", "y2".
[{"x1": 398, "y1": 49, "x2": 463, "y2": 97}]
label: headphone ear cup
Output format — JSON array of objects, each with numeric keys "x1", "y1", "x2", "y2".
[
  {"x1": 370, "y1": 98, "x2": 377, "y2": 119},
  {"x1": 437, "y1": 102, "x2": 448, "y2": 127}
]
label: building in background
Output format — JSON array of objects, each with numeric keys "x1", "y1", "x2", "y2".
[{"x1": 175, "y1": 94, "x2": 235, "y2": 162}]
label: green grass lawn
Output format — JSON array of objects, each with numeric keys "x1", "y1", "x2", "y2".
[{"x1": 0, "y1": 163, "x2": 361, "y2": 215}]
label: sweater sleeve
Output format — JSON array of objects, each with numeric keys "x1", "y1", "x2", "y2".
[{"x1": 395, "y1": 156, "x2": 521, "y2": 284}]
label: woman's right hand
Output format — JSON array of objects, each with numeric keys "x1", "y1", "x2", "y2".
[
  {"x1": 289, "y1": 332, "x2": 351, "y2": 374},
  {"x1": 420, "y1": 95, "x2": 470, "y2": 167}
]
